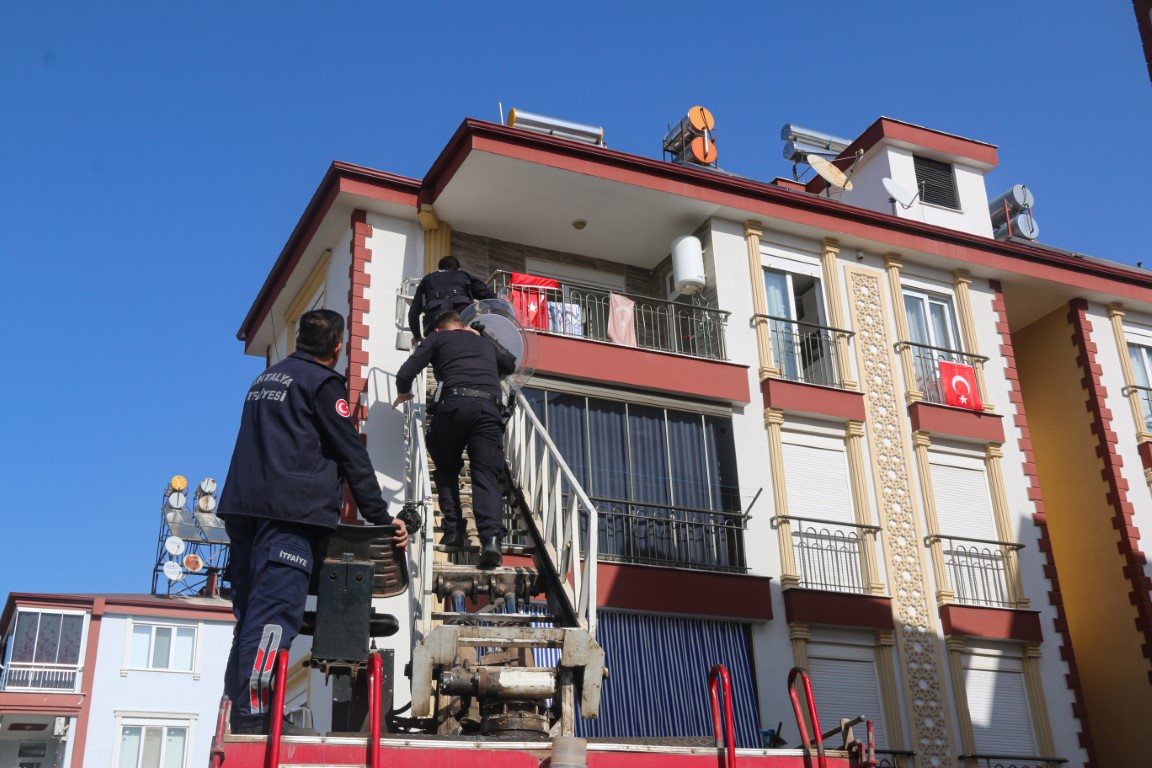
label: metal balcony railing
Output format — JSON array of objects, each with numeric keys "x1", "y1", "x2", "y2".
[
  {"x1": 875, "y1": 750, "x2": 917, "y2": 768},
  {"x1": 772, "y1": 515, "x2": 881, "y2": 593},
  {"x1": 756, "y1": 315, "x2": 855, "y2": 389},
  {"x1": 894, "y1": 340, "x2": 988, "y2": 406},
  {"x1": 957, "y1": 753, "x2": 1066, "y2": 768},
  {"x1": 925, "y1": 534, "x2": 1024, "y2": 608},
  {"x1": 1123, "y1": 383, "x2": 1152, "y2": 430},
  {"x1": 489, "y1": 270, "x2": 729, "y2": 360},
  {"x1": 0, "y1": 661, "x2": 82, "y2": 692},
  {"x1": 584, "y1": 497, "x2": 747, "y2": 573}
]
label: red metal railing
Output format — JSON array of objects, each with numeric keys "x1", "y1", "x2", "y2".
[
  {"x1": 708, "y1": 664, "x2": 737, "y2": 768},
  {"x1": 787, "y1": 667, "x2": 825, "y2": 768},
  {"x1": 368, "y1": 651, "x2": 383, "y2": 768},
  {"x1": 266, "y1": 649, "x2": 290, "y2": 768}
]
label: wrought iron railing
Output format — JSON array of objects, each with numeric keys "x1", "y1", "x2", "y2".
[
  {"x1": 402, "y1": 367, "x2": 437, "y2": 647},
  {"x1": 772, "y1": 515, "x2": 881, "y2": 593},
  {"x1": 755, "y1": 315, "x2": 855, "y2": 389},
  {"x1": 0, "y1": 662, "x2": 82, "y2": 691},
  {"x1": 957, "y1": 753, "x2": 1066, "y2": 768},
  {"x1": 875, "y1": 749, "x2": 917, "y2": 768},
  {"x1": 1123, "y1": 383, "x2": 1152, "y2": 430},
  {"x1": 586, "y1": 497, "x2": 747, "y2": 573},
  {"x1": 925, "y1": 534, "x2": 1024, "y2": 608},
  {"x1": 894, "y1": 340, "x2": 988, "y2": 406},
  {"x1": 489, "y1": 270, "x2": 729, "y2": 360}
]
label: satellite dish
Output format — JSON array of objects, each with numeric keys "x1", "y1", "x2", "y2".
[
  {"x1": 198, "y1": 478, "x2": 217, "y2": 495},
  {"x1": 182, "y1": 553, "x2": 203, "y2": 573},
  {"x1": 163, "y1": 561, "x2": 184, "y2": 581},
  {"x1": 807, "y1": 154, "x2": 853, "y2": 191},
  {"x1": 882, "y1": 177, "x2": 918, "y2": 209},
  {"x1": 460, "y1": 298, "x2": 538, "y2": 389},
  {"x1": 164, "y1": 536, "x2": 186, "y2": 556}
]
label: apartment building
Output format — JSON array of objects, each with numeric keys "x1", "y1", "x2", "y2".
[{"x1": 233, "y1": 111, "x2": 1152, "y2": 768}]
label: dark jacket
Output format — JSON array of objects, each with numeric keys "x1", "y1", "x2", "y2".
[
  {"x1": 408, "y1": 269, "x2": 496, "y2": 340},
  {"x1": 396, "y1": 328, "x2": 517, "y2": 401},
  {"x1": 219, "y1": 351, "x2": 391, "y2": 529}
]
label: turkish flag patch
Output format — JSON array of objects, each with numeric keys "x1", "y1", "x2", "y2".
[
  {"x1": 938, "y1": 361, "x2": 982, "y2": 410},
  {"x1": 335, "y1": 399, "x2": 351, "y2": 417}
]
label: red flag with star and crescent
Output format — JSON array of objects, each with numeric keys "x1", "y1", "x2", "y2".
[{"x1": 938, "y1": 360, "x2": 982, "y2": 410}]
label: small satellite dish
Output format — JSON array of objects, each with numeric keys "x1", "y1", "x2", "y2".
[
  {"x1": 166, "y1": 491, "x2": 187, "y2": 510},
  {"x1": 182, "y1": 553, "x2": 203, "y2": 573},
  {"x1": 807, "y1": 154, "x2": 853, "y2": 191},
  {"x1": 882, "y1": 177, "x2": 917, "y2": 209},
  {"x1": 163, "y1": 560, "x2": 184, "y2": 581},
  {"x1": 164, "y1": 536, "x2": 186, "y2": 556}
]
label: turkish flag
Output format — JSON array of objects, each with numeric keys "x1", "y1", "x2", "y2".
[{"x1": 939, "y1": 360, "x2": 982, "y2": 410}]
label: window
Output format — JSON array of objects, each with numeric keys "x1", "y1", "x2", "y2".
[
  {"x1": 3, "y1": 610, "x2": 85, "y2": 690},
  {"x1": 1127, "y1": 341, "x2": 1152, "y2": 429},
  {"x1": 523, "y1": 387, "x2": 744, "y2": 571},
  {"x1": 129, "y1": 624, "x2": 196, "y2": 672},
  {"x1": 962, "y1": 645, "x2": 1037, "y2": 757},
  {"x1": 764, "y1": 267, "x2": 840, "y2": 386},
  {"x1": 117, "y1": 724, "x2": 188, "y2": 768},
  {"x1": 806, "y1": 632, "x2": 890, "y2": 751},
  {"x1": 902, "y1": 288, "x2": 969, "y2": 403},
  {"x1": 913, "y1": 155, "x2": 959, "y2": 209}
]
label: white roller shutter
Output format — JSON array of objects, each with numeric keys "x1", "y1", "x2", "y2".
[
  {"x1": 807, "y1": 651, "x2": 888, "y2": 749},
  {"x1": 782, "y1": 435, "x2": 860, "y2": 591},
  {"x1": 963, "y1": 652, "x2": 1036, "y2": 755},
  {"x1": 928, "y1": 457, "x2": 996, "y2": 540}
]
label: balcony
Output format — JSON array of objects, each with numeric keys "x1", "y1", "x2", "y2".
[
  {"x1": 489, "y1": 271, "x2": 729, "y2": 361},
  {"x1": 772, "y1": 515, "x2": 883, "y2": 594},
  {"x1": 0, "y1": 661, "x2": 82, "y2": 692},
  {"x1": 926, "y1": 534, "x2": 1024, "y2": 608},
  {"x1": 894, "y1": 340, "x2": 988, "y2": 406},
  {"x1": 758, "y1": 315, "x2": 856, "y2": 390},
  {"x1": 957, "y1": 754, "x2": 1066, "y2": 768}
]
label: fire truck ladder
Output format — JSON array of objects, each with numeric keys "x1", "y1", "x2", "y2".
[{"x1": 405, "y1": 370, "x2": 605, "y2": 739}]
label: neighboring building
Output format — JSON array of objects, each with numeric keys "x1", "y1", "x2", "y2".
[
  {"x1": 233, "y1": 111, "x2": 1152, "y2": 768},
  {"x1": 0, "y1": 592, "x2": 234, "y2": 767}
]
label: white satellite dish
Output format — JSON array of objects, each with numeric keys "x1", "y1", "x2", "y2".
[
  {"x1": 882, "y1": 177, "x2": 918, "y2": 209},
  {"x1": 198, "y1": 478, "x2": 217, "y2": 495},
  {"x1": 164, "y1": 535, "x2": 186, "y2": 556},
  {"x1": 807, "y1": 154, "x2": 853, "y2": 191},
  {"x1": 163, "y1": 560, "x2": 184, "y2": 581}
]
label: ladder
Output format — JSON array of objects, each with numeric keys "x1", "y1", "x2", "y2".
[{"x1": 404, "y1": 370, "x2": 605, "y2": 738}]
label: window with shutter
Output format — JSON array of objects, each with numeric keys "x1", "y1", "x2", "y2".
[
  {"x1": 913, "y1": 155, "x2": 960, "y2": 209},
  {"x1": 807, "y1": 637, "x2": 889, "y2": 749},
  {"x1": 962, "y1": 650, "x2": 1037, "y2": 756}
]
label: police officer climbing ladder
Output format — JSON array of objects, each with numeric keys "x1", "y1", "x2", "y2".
[{"x1": 408, "y1": 255, "x2": 497, "y2": 342}]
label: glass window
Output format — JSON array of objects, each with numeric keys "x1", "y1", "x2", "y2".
[
  {"x1": 1129, "y1": 342, "x2": 1152, "y2": 429},
  {"x1": 128, "y1": 624, "x2": 196, "y2": 671},
  {"x1": 763, "y1": 268, "x2": 837, "y2": 385},
  {"x1": 903, "y1": 289, "x2": 959, "y2": 351},
  {"x1": 9, "y1": 611, "x2": 84, "y2": 665},
  {"x1": 118, "y1": 725, "x2": 187, "y2": 768}
]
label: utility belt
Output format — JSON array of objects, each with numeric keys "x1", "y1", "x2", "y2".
[{"x1": 428, "y1": 384, "x2": 503, "y2": 415}]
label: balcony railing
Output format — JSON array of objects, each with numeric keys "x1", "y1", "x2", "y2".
[
  {"x1": 1122, "y1": 383, "x2": 1152, "y2": 430},
  {"x1": 957, "y1": 754, "x2": 1066, "y2": 768},
  {"x1": 894, "y1": 340, "x2": 988, "y2": 406},
  {"x1": 772, "y1": 515, "x2": 881, "y2": 593},
  {"x1": 575, "y1": 497, "x2": 747, "y2": 573},
  {"x1": 756, "y1": 315, "x2": 855, "y2": 390},
  {"x1": 489, "y1": 271, "x2": 729, "y2": 360},
  {"x1": 0, "y1": 661, "x2": 82, "y2": 692},
  {"x1": 926, "y1": 534, "x2": 1024, "y2": 608}
]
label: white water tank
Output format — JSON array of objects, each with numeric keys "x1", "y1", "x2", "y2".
[{"x1": 671, "y1": 236, "x2": 705, "y2": 294}]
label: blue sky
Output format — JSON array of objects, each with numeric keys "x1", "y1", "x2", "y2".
[{"x1": 1, "y1": 2, "x2": 1149, "y2": 600}]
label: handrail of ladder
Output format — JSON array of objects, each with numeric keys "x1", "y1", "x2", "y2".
[
  {"x1": 266, "y1": 649, "x2": 290, "y2": 768},
  {"x1": 367, "y1": 651, "x2": 383, "y2": 768},
  {"x1": 787, "y1": 666, "x2": 826, "y2": 768},
  {"x1": 505, "y1": 390, "x2": 599, "y2": 639},
  {"x1": 402, "y1": 368, "x2": 437, "y2": 646},
  {"x1": 708, "y1": 664, "x2": 737, "y2": 768}
]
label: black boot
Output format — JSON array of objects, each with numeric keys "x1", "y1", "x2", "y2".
[
  {"x1": 440, "y1": 529, "x2": 466, "y2": 548},
  {"x1": 479, "y1": 536, "x2": 502, "y2": 569}
]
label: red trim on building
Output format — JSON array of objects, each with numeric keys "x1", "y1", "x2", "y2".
[
  {"x1": 938, "y1": 605, "x2": 1044, "y2": 642},
  {"x1": 1068, "y1": 299, "x2": 1152, "y2": 681},
  {"x1": 907, "y1": 401, "x2": 1005, "y2": 443},
  {"x1": 839, "y1": 117, "x2": 998, "y2": 168},
  {"x1": 988, "y1": 281, "x2": 1095, "y2": 764},
  {"x1": 780, "y1": 589, "x2": 894, "y2": 630},
  {"x1": 342, "y1": 209, "x2": 374, "y2": 524},
  {"x1": 770, "y1": 178, "x2": 807, "y2": 192},
  {"x1": 1139, "y1": 441, "x2": 1152, "y2": 471},
  {"x1": 533, "y1": 334, "x2": 751, "y2": 405},
  {"x1": 761, "y1": 378, "x2": 866, "y2": 421},
  {"x1": 595, "y1": 562, "x2": 772, "y2": 621}
]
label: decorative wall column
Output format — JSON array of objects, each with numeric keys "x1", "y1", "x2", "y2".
[
  {"x1": 912, "y1": 430, "x2": 955, "y2": 605},
  {"x1": 874, "y1": 630, "x2": 909, "y2": 754},
  {"x1": 1108, "y1": 302, "x2": 1152, "y2": 442},
  {"x1": 846, "y1": 265, "x2": 957, "y2": 766},
  {"x1": 845, "y1": 421, "x2": 884, "y2": 593},
  {"x1": 821, "y1": 237, "x2": 857, "y2": 390},
  {"x1": 745, "y1": 220, "x2": 778, "y2": 379},
  {"x1": 789, "y1": 622, "x2": 810, "y2": 669},
  {"x1": 1022, "y1": 644, "x2": 1057, "y2": 757},
  {"x1": 767, "y1": 408, "x2": 800, "y2": 587},
  {"x1": 984, "y1": 443, "x2": 1028, "y2": 608},
  {"x1": 884, "y1": 254, "x2": 923, "y2": 403},
  {"x1": 418, "y1": 203, "x2": 452, "y2": 274},
  {"x1": 952, "y1": 269, "x2": 993, "y2": 412},
  {"x1": 945, "y1": 636, "x2": 977, "y2": 761}
]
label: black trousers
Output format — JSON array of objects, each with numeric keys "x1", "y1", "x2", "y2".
[{"x1": 427, "y1": 397, "x2": 508, "y2": 540}]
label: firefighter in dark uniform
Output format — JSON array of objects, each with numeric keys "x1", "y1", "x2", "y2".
[
  {"x1": 393, "y1": 310, "x2": 516, "y2": 568},
  {"x1": 218, "y1": 309, "x2": 410, "y2": 736},
  {"x1": 408, "y1": 255, "x2": 497, "y2": 342}
]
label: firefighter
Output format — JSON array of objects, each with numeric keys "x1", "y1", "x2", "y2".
[
  {"x1": 392, "y1": 310, "x2": 516, "y2": 568},
  {"x1": 407, "y1": 255, "x2": 497, "y2": 343},
  {"x1": 218, "y1": 309, "x2": 410, "y2": 736}
]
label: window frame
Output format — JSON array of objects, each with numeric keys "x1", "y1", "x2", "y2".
[
  {"x1": 2, "y1": 608, "x2": 88, "y2": 692},
  {"x1": 959, "y1": 642, "x2": 1038, "y2": 757},
  {"x1": 112, "y1": 713, "x2": 196, "y2": 768},
  {"x1": 121, "y1": 619, "x2": 200, "y2": 677},
  {"x1": 912, "y1": 154, "x2": 961, "y2": 210}
]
